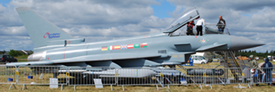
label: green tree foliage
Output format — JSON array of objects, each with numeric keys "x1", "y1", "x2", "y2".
[
  {"x1": 0, "y1": 50, "x2": 6, "y2": 54},
  {"x1": 9, "y1": 50, "x2": 23, "y2": 57},
  {"x1": 236, "y1": 50, "x2": 275, "y2": 58}
]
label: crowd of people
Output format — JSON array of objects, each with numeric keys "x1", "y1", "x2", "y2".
[{"x1": 249, "y1": 55, "x2": 273, "y2": 86}]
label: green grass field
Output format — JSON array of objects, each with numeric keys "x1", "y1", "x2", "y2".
[{"x1": 15, "y1": 55, "x2": 28, "y2": 62}]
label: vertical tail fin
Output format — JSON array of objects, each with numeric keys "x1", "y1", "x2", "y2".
[{"x1": 16, "y1": 7, "x2": 73, "y2": 48}]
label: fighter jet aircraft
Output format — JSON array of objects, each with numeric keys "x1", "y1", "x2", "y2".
[{"x1": 6, "y1": 7, "x2": 264, "y2": 68}]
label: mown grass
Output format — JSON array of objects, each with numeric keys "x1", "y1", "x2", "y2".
[
  {"x1": 1, "y1": 83, "x2": 275, "y2": 92},
  {"x1": 15, "y1": 55, "x2": 28, "y2": 62}
]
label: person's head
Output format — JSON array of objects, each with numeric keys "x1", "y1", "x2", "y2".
[
  {"x1": 265, "y1": 57, "x2": 270, "y2": 62},
  {"x1": 196, "y1": 16, "x2": 200, "y2": 19},
  {"x1": 249, "y1": 55, "x2": 254, "y2": 58},
  {"x1": 219, "y1": 15, "x2": 222, "y2": 20}
]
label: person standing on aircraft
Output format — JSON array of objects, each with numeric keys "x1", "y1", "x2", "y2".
[
  {"x1": 263, "y1": 57, "x2": 273, "y2": 85},
  {"x1": 217, "y1": 15, "x2": 226, "y2": 33},
  {"x1": 186, "y1": 17, "x2": 195, "y2": 35},
  {"x1": 196, "y1": 16, "x2": 205, "y2": 36}
]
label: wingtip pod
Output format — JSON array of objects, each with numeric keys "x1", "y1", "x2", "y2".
[{"x1": 16, "y1": 6, "x2": 31, "y2": 12}]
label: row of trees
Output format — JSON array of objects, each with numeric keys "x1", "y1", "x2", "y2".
[
  {"x1": 0, "y1": 50, "x2": 33, "y2": 57},
  {"x1": 8, "y1": 50, "x2": 25, "y2": 57},
  {"x1": 235, "y1": 50, "x2": 275, "y2": 58}
]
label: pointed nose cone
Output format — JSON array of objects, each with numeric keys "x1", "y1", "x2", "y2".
[{"x1": 230, "y1": 36, "x2": 265, "y2": 50}]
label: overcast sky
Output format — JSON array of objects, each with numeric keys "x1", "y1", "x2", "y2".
[{"x1": 0, "y1": 0, "x2": 274, "y2": 52}]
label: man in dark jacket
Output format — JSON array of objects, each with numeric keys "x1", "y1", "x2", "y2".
[
  {"x1": 217, "y1": 16, "x2": 226, "y2": 33},
  {"x1": 186, "y1": 21, "x2": 195, "y2": 35},
  {"x1": 263, "y1": 57, "x2": 273, "y2": 85}
]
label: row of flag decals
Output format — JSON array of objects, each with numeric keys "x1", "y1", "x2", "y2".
[{"x1": 101, "y1": 43, "x2": 147, "y2": 51}]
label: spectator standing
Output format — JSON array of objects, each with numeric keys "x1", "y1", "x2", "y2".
[
  {"x1": 263, "y1": 57, "x2": 273, "y2": 85},
  {"x1": 196, "y1": 16, "x2": 205, "y2": 36}
]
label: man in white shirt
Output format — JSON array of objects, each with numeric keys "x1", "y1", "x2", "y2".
[{"x1": 196, "y1": 16, "x2": 205, "y2": 36}]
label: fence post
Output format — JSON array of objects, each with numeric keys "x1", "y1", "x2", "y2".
[
  {"x1": 22, "y1": 84, "x2": 27, "y2": 90},
  {"x1": 8, "y1": 65, "x2": 18, "y2": 90},
  {"x1": 225, "y1": 67, "x2": 228, "y2": 86},
  {"x1": 115, "y1": 69, "x2": 118, "y2": 86},
  {"x1": 15, "y1": 66, "x2": 19, "y2": 84},
  {"x1": 61, "y1": 84, "x2": 63, "y2": 91},
  {"x1": 66, "y1": 67, "x2": 71, "y2": 86},
  {"x1": 111, "y1": 84, "x2": 113, "y2": 91}
]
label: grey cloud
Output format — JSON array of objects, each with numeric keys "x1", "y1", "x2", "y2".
[
  {"x1": 88, "y1": 0, "x2": 159, "y2": 8},
  {"x1": 0, "y1": 6, "x2": 22, "y2": 27},
  {"x1": 0, "y1": 5, "x2": 5, "y2": 12},
  {"x1": 0, "y1": 26, "x2": 28, "y2": 36},
  {"x1": 168, "y1": 0, "x2": 275, "y2": 12},
  {"x1": 5, "y1": 0, "x2": 165, "y2": 37},
  {"x1": 16, "y1": 0, "x2": 156, "y2": 29},
  {"x1": 64, "y1": 15, "x2": 172, "y2": 38},
  {"x1": 0, "y1": 36, "x2": 32, "y2": 51}
]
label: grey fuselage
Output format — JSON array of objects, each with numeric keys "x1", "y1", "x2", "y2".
[{"x1": 26, "y1": 33, "x2": 263, "y2": 67}]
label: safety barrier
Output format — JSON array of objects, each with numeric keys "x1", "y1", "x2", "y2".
[
  {"x1": 0, "y1": 65, "x2": 17, "y2": 84},
  {"x1": 250, "y1": 67, "x2": 275, "y2": 86},
  {"x1": 16, "y1": 66, "x2": 67, "y2": 85},
  {"x1": 0, "y1": 65, "x2": 274, "y2": 90}
]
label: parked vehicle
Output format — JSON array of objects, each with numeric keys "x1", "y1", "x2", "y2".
[
  {"x1": 255, "y1": 56, "x2": 259, "y2": 61},
  {"x1": 191, "y1": 55, "x2": 208, "y2": 64},
  {"x1": 0, "y1": 55, "x2": 17, "y2": 63}
]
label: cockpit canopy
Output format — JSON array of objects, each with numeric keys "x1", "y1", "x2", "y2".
[{"x1": 164, "y1": 8, "x2": 200, "y2": 34}]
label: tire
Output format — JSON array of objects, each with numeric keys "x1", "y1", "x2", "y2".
[{"x1": 201, "y1": 62, "x2": 205, "y2": 64}]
